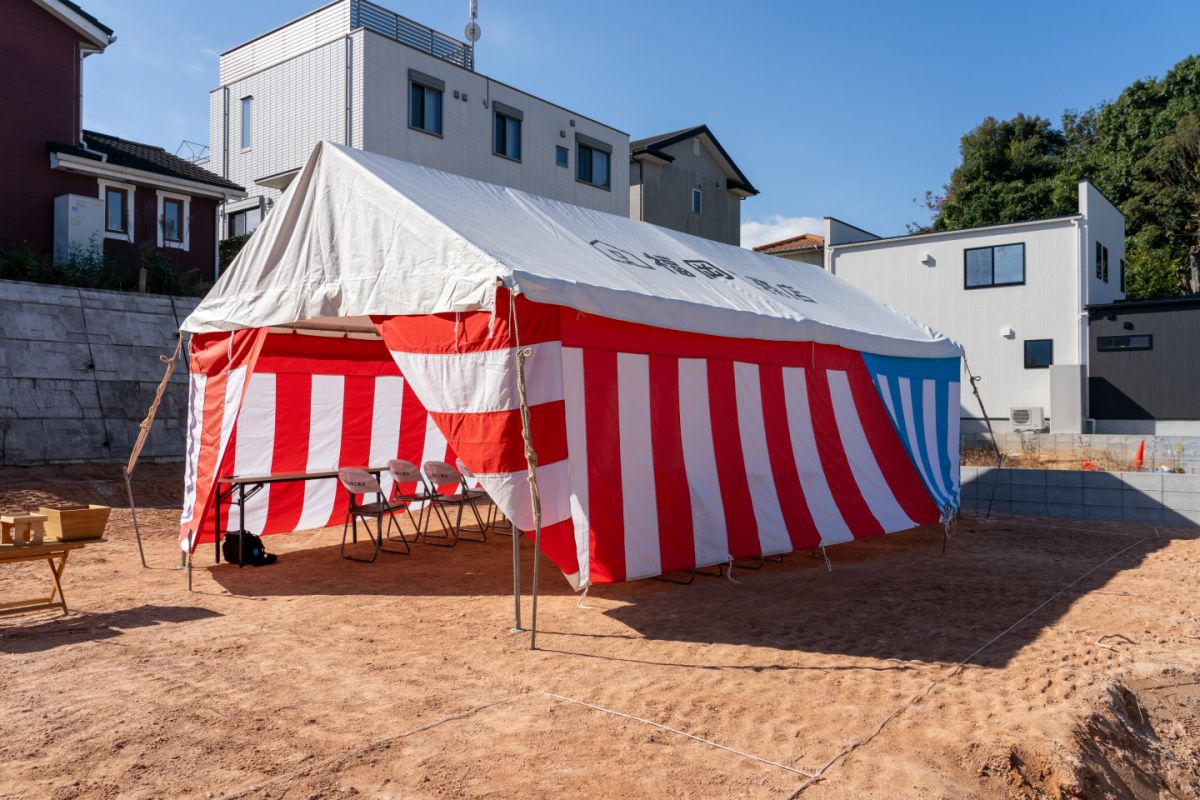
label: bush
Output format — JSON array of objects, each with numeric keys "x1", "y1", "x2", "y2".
[
  {"x1": 220, "y1": 234, "x2": 252, "y2": 270},
  {"x1": 1124, "y1": 245, "x2": 1184, "y2": 300},
  {"x1": 0, "y1": 246, "x2": 209, "y2": 298}
]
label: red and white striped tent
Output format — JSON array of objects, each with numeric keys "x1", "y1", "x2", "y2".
[{"x1": 180, "y1": 141, "x2": 962, "y2": 590}]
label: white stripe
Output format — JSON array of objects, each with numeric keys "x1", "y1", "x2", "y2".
[
  {"x1": 922, "y1": 379, "x2": 954, "y2": 507},
  {"x1": 474, "y1": 460, "x2": 574, "y2": 531},
  {"x1": 562, "y1": 347, "x2": 591, "y2": 587},
  {"x1": 947, "y1": 381, "x2": 961, "y2": 496},
  {"x1": 781, "y1": 367, "x2": 853, "y2": 546},
  {"x1": 388, "y1": 341, "x2": 564, "y2": 414},
  {"x1": 733, "y1": 362, "x2": 791, "y2": 556},
  {"x1": 216, "y1": 366, "x2": 247, "y2": 475},
  {"x1": 232, "y1": 373, "x2": 277, "y2": 534},
  {"x1": 678, "y1": 358, "x2": 730, "y2": 567},
  {"x1": 897, "y1": 376, "x2": 942, "y2": 507},
  {"x1": 617, "y1": 353, "x2": 660, "y2": 580},
  {"x1": 876, "y1": 374, "x2": 901, "y2": 429},
  {"x1": 369, "y1": 375, "x2": 405, "y2": 496},
  {"x1": 295, "y1": 375, "x2": 344, "y2": 531},
  {"x1": 827, "y1": 371, "x2": 914, "y2": 533},
  {"x1": 179, "y1": 372, "x2": 208, "y2": 527}
]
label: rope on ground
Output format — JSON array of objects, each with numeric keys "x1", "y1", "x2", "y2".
[
  {"x1": 784, "y1": 534, "x2": 1151, "y2": 797},
  {"x1": 544, "y1": 692, "x2": 817, "y2": 778},
  {"x1": 213, "y1": 698, "x2": 510, "y2": 800}
]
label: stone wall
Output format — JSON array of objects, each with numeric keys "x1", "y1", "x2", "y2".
[
  {"x1": 0, "y1": 279, "x2": 197, "y2": 465},
  {"x1": 961, "y1": 466, "x2": 1200, "y2": 527}
]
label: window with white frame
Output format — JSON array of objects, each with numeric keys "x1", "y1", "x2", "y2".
[
  {"x1": 241, "y1": 96, "x2": 253, "y2": 149},
  {"x1": 156, "y1": 191, "x2": 190, "y2": 250},
  {"x1": 99, "y1": 180, "x2": 135, "y2": 242}
]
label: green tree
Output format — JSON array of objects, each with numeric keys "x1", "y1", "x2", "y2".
[{"x1": 1124, "y1": 245, "x2": 1184, "y2": 299}]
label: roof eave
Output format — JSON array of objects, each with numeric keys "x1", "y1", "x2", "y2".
[
  {"x1": 50, "y1": 150, "x2": 247, "y2": 199},
  {"x1": 33, "y1": 0, "x2": 113, "y2": 50}
]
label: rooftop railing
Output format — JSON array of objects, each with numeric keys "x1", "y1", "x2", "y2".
[{"x1": 352, "y1": 0, "x2": 474, "y2": 71}]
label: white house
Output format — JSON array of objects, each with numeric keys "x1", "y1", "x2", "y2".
[
  {"x1": 817, "y1": 181, "x2": 1125, "y2": 433},
  {"x1": 208, "y1": 0, "x2": 629, "y2": 239}
]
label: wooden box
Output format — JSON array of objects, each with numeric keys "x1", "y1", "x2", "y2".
[{"x1": 37, "y1": 504, "x2": 110, "y2": 541}]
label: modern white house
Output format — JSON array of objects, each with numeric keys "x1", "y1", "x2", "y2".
[
  {"x1": 811, "y1": 182, "x2": 1126, "y2": 433},
  {"x1": 208, "y1": 0, "x2": 629, "y2": 239}
]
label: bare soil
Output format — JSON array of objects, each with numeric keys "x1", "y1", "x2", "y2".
[{"x1": 1, "y1": 464, "x2": 1198, "y2": 799}]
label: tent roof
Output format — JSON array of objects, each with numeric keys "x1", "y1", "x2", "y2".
[{"x1": 183, "y1": 142, "x2": 959, "y2": 359}]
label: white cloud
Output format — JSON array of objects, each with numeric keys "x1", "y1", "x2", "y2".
[{"x1": 740, "y1": 214, "x2": 823, "y2": 249}]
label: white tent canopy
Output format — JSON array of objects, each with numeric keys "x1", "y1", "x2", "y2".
[{"x1": 183, "y1": 142, "x2": 958, "y2": 360}]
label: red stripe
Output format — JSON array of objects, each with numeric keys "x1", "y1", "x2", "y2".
[
  {"x1": 805, "y1": 368, "x2": 884, "y2": 538},
  {"x1": 372, "y1": 291, "x2": 561, "y2": 355},
  {"x1": 759, "y1": 365, "x2": 821, "y2": 549},
  {"x1": 327, "y1": 375, "x2": 377, "y2": 525},
  {"x1": 583, "y1": 348, "x2": 625, "y2": 584},
  {"x1": 846, "y1": 363, "x2": 940, "y2": 525},
  {"x1": 520, "y1": 518, "x2": 581, "y2": 581},
  {"x1": 707, "y1": 359, "x2": 760, "y2": 559},
  {"x1": 428, "y1": 403, "x2": 567, "y2": 475},
  {"x1": 218, "y1": 423, "x2": 238, "y2": 536},
  {"x1": 648, "y1": 354, "x2": 695, "y2": 573},
  {"x1": 262, "y1": 373, "x2": 312, "y2": 534}
]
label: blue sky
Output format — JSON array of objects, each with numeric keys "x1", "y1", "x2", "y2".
[{"x1": 81, "y1": 0, "x2": 1200, "y2": 246}]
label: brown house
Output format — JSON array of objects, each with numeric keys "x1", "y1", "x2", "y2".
[{"x1": 0, "y1": 0, "x2": 244, "y2": 282}]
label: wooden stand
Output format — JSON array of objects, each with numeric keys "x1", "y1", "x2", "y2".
[{"x1": 0, "y1": 540, "x2": 102, "y2": 617}]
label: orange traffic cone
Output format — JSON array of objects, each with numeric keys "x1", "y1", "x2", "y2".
[{"x1": 1132, "y1": 439, "x2": 1145, "y2": 470}]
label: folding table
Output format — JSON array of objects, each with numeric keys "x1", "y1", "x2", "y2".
[{"x1": 0, "y1": 539, "x2": 103, "y2": 617}]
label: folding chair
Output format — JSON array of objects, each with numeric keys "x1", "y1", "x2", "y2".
[
  {"x1": 386, "y1": 459, "x2": 437, "y2": 542},
  {"x1": 337, "y1": 468, "x2": 410, "y2": 562},
  {"x1": 456, "y1": 457, "x2": 512, "y2": 536},
  {"x1": 421, "y1": 460, "x2": 488, "y2": 546}
]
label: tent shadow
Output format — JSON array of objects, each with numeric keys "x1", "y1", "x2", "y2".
[
  {"x1": 0, "y1": 604, "x2": 221, "y2": 655},
  {"x1": 590, "y1": 519, "x2": 1184, "y2": 670},
  {"x1": 206, "y1": 515, "x2": 1185, "y2": 670}
]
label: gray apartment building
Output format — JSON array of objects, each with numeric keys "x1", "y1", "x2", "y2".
[
  {"x1": 630, "y1": 125, "x2": 758, "y2": 246},
  {"x1": 209, "y1": 0, "x2": 630, "y2": 240}
]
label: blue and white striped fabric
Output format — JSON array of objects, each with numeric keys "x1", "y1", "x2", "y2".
[{"x1": 861, "y1": 354, "x2": 961, "y2": 514}]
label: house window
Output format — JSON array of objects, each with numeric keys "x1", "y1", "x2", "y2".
[
  {"x1": 576, "y1": 137, "x2": 611, "y2": 189},
  {"x1": 964, "y1": 243, "x2": 1024, "y2": 289},
  {"x1": 409, "y1": 71, "x2": 443, "y2": 136},
  {"x1": 240, "y1": 96, "x2": 253, "y2": 149},
  {"x1": 1024, "y1": 339, "x2": 1053, "y2": 369},
  {"x1": 1102, "y1": 245, "x2": 1109, "y2": 282},
  {"x1": 1096, "y1": 242, "x2": 1110, "y2": 282},
  {"x1": 691, "y1": 188, "x2": 702, "y2": 214},
  {"x1": 1120, "y1": 258, "x2": 1126, "y2": 293},
  {"x1": 163, "y1": 198, "x2": 184, "y2": 243},
  {"x1": 105, "y1": 187, "x2": 128, "y2": 233},
  {"x1": 555, "y1": 146, "x2": 569, "y2": 168},
  {"x1": 1098, "y1": 334, "x2": 1152, "y2": 352},
  {"x1": 228, "y1": 207, "x2": 262, "y2": 238},
  {"x1": 492, "y1": 103, "x2": 522, "y2": 161}
]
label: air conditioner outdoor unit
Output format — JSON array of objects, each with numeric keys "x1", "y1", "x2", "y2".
[{"x1": 1010, "y1": 406, "x2": 1046, "y2": 432}]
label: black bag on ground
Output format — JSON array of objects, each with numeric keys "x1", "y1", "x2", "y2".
[{"x1": 222, "y1": 531, "x2": 277, "y2": 566}]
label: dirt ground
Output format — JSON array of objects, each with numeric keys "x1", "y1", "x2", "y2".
[{"x1": 1, "y1": 464, "x2": 1198, "y2": 800}]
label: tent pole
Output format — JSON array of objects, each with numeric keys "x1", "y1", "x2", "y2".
[
  {"x1": 123, "y1": 470, "x2": 148, "y2": 569},
  {"x1": 511, "y1": 512, "x2": 522, "y2": 632},
  {"x1": 963, "y1": 354, "x2": 1004, "y2": 518},
  {"x1": 510, "y1": 297, "x2": 543, "y2": 650}
]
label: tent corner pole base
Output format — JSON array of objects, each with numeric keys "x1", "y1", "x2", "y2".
[{"x1": 511, "y1": 523, "x2": 522, "y2": 632}]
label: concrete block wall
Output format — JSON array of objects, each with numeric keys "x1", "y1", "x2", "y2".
[
  {"x1": 961, "y1": 466, "x2": 1200, "y2": 527},
  {"x1": 0, "y1": 279, "x2": 198, "y2": 465},
  {"x1": 962, "y1": 431, "x2": 1200, "y2": 473}
]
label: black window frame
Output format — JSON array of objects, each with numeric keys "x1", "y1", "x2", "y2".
[
  {"x1": 963, "y1": 242, "x2": 1025, "y2": 290},
  {"x1": 575, "y1": 133, "x2": 612, "y2": 190},
  {"x1": 555, "y1": 145, "x2": 569, "y2": 168},
  {"x1": 1023, "y1": 338, "x2": 1054, "y2": 369},
  {"x1": 104, "y1": 187, "x2": 128, "y2": 234},
  {"x1": 408, "y1": 70, "x2": 444, "y2": 137},
  {"x1": 1097, "y1": 334, "x2": 1152, "y2": 352},
  {"x1": 162, "y1": 197, "x2": 185, "y2": 243},
  {"x1": 691, "y1": 188, "x2": 702, "y2": 214},
  {"x1": 1119, "y1": 258, "x2": 1126, "y2": 293},
  {"x1": 491, "y1": 102, "x2": 523, "y2": 162}
]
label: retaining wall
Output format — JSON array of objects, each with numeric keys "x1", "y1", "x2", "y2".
[
  {"x1": 960, "y1": 466, "x2": 1200, "y2": 527},
  {"x1": 962, "y1": 431, "x2": 1200, "y2": 473},
  {"x1": 0, "y1": 279, "x2": 197, "y2": 465}
]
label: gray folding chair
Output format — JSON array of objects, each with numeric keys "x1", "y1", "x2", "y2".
[
  {"x1": 456, "y1": 457, "x2": 511, "y2": 536},
  {"x1": 386, "y1": 459, "x2": 436, "y2": 542},
  {"x1": 421, "y1": 460, "x2": 488, "y2": 546},
  {"x1": 337, "y1": 468, "x2": 410, "y2": 562}
]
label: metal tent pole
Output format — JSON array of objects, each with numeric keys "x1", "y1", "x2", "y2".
[
  {"x1": 510, "y1": 297, "x2": 543, "y2": 650},
  {"x1": 512, "y1": 514, "x2": 522, "y2": 631}
]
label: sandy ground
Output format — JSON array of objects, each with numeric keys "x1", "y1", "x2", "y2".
[{"x1": 1, "y1": 464, "x2": 1198, "y2": 800}]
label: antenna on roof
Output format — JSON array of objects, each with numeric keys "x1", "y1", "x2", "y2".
[{"x1": 464, "y1": 0, "x2": 481, "y2": 45}]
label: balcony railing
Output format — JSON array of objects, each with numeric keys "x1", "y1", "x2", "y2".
[{"x1": 351, "y1": 0, "x2": 475, "y2": 71}]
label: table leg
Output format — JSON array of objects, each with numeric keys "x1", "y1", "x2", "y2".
[
  {"x1": 47, "y1": 553, "x2": 68, "y2": 615},
  {"x1": 238, "y1": 484, "x2": 247, "y2": 569},
  {"x1": 214, "y1": 482, "x2": 222, "y2": 564}
]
